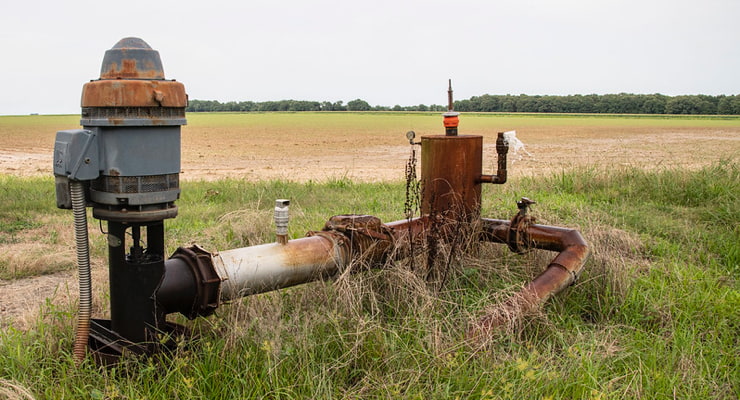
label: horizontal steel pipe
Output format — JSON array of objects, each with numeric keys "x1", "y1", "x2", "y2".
[
  {"x1": 213, "y1": 234, "x2": 348, "y2": 301},
  {"x1": 157, "y1": 238, "x2": 349, "y2": 318},
  {"x1": 156, "y1": 216, "x2": 432, "y2": 318},
  {"x1": 385, "y1": 217, "x2": 430, "y2": 247},
  {"x1": 209, "y1": 217, "x2": 431, "y2": 302}
]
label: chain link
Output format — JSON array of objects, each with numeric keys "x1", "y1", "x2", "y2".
[{"x1": 404, "y1": 146, "x2": 420, "y2": 220}]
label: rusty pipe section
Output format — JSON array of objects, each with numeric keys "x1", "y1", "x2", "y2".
[
  {"x1": 471, "y1": 218, "x2": 589, "y2": 334},
  {"x1": 478, "y1": 132, "x2": 509, "y2": 185},
  {"x1": 213, "y1": 216, "x2": 430, "y2": 302}
]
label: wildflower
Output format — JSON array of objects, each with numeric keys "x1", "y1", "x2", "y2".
[{"x1": 183, "y1": 377, "x2": 194, "y2": 389}]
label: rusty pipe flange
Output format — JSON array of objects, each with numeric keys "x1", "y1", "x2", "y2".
[
  {"x1": 321, "y1": 214, "x2": 396, "y2": 263},
  {"x1": 305, "y1": 229, "x2": 351, "y2": 269},
  {"x1": 506, "y1": 198, "x2": 537, "y2": 254}
]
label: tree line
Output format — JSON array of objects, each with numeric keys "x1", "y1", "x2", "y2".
[
  {"x1": 186, "y1": 99, "x2": 448, "y2": 113},
  {"x1": 186, "y1": 93, "x2": 740, "y2": 115}
]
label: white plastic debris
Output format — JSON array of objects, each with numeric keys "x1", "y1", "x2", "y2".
[{"x1": 502, "y1": 130, "x2": 533, "y2": 162}]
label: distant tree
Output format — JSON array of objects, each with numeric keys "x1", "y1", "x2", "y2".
[
  {"x1": 186, "y1": 93, "x2": 738, "y2": 115},
  {"x1": 286, "y1": 100, "x2": 321, "y2": 111},
  {"x1": 222, "y1": 101, "x2": 240, "y2": 112},
  {"x1": 454, "y1": 99, "x2": 473, "y2": 112},
  {"x1": 347, "y1": 99, "x2": 371, "y2": 111},
  {"x1": 501, "y1": 96, "x2": 517, "y2": 112},
  {"x1": 718, "y1": 95, "x2": 740, "y2": 114},
  {"x1": 257, "y1": 101, "x2": 281, "y2": 111},
  {"x1": 665, "y1": 96, "x2": 715, "y2": 115},
  {"x1": 478, "y1": 95, "x2": 500, "y2": 112},
  {"x1": 640, "y1": 94, "x2": 667, "y2": 114},
  {"x1": 332, "y1": 101, "x2": 347, "y2": 111}
]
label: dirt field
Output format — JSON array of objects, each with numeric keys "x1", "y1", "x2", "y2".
[
  {"x1": 1, "y1": 113, "x2": 738, "y2": 328},
  {"x1": 1, "y1": 113, "x2": 738, "y2": 181}
]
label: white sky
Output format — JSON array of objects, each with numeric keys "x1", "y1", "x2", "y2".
[{"x1": 1, "y1": 0, "x2": 739, "y2": 115}]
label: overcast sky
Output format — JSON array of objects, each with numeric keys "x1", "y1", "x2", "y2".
[{"x1": 1, "y1": 0, "x2": 738, "y2": 115}]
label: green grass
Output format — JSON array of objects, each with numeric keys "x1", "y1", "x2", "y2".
[
  {"x1": 8, "y1": 111, "x2": 738, "y2": 130},
  {"x1": 182, "y1": 111, "x2": 740, "y2": 129},
  {"x1": 0, "y1": 161, "x2": 737, "y2": 399}
]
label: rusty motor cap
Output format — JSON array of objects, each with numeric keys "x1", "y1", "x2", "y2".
[
  {"x1": 100, "y1": 37, "x2": 165, "y2": 80},
  {"x1": 82, "y1": 38, "x2": 186, "y2": 109}
]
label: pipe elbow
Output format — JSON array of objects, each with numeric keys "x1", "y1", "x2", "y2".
[
  {"x1": 477, "y1": 172, "x2": 507, "y2": 185},
  {"x1": 471, "y1": 219, "x2": 590, "y2": 336},
  {"x1": 549, "y1": 228, "x2": 589, "y2": 269}
]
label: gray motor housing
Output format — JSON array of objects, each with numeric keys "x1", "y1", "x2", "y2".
[{"x1": 53, "y1": 129, "x2": 99, "y2": 209}]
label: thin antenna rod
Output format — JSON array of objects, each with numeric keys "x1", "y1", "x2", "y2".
[{"x1": 447, "y1": 79, "x2": 454, "y2": 111}]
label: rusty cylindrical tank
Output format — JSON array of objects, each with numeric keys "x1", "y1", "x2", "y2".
[{"x1": 420, "y1": 135, "x2": 483, "y2": 221}]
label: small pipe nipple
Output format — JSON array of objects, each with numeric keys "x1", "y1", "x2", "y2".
[{"x1": 275, "y1": 199, "x2": 290, "y2": 245}]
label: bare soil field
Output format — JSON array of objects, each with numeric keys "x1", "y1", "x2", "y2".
[
  {"x1": 1, "y1": 113, "x2": 738, "y2": 328},
  {"x1": 1, "y1": 113, "x2": 738, "y2": 181}
]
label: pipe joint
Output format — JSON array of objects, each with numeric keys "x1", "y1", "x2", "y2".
[
  {"x1": 168, "y1": 245, "x2": 222, "y2": 318},
  {"x1": 477, "y1": 132, "x2": 509, "y2": 185},
  {"x1": 318, "y1": 214, "x2": 395, "y2": 265},
  {"x1": 547, "y1": 262, "x2": 579, "y2": 286}
]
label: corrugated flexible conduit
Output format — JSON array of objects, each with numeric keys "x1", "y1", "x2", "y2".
[{"x1": 70, "y1": 182, "x2": 91, "y2": 364}]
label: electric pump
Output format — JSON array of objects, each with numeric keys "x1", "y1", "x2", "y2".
[{"x1": 54, "y1": 37, "x2": 188, "y2": 361}]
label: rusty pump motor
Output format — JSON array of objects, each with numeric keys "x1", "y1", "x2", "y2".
[{"x1": 54, "y1": 38, "x2": 589, "y2": 363}]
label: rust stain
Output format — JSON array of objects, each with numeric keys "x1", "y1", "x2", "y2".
[
  {"x1": 281, "y1": 235, "x2": 343, "y2": 268},
  {"x1": 101, "y1": 60, "x2": 163, "y2": 80},
  {"x1": 82, "y1": 80, "x2": 186, "y2": 108}
]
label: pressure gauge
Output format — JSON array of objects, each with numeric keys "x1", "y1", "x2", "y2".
[{"x1": 406, "y1": 130, "x2": 416, "y2": 144}]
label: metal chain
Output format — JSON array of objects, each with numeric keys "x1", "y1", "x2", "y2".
[
  {"x1": 404, "y1": 146, "x2": 420, "y2": 219},
  {"x1": 404, "y1": 145, "x2": 420, "y2": 270}
]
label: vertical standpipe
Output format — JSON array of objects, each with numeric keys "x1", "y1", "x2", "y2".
[{"x1": 421, "y1": 81, "x2": 484, "y2": 221}]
